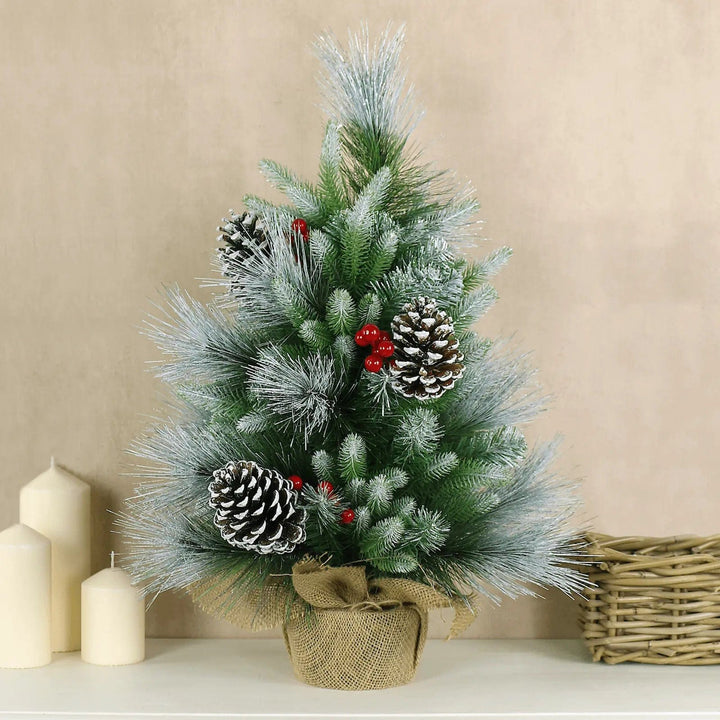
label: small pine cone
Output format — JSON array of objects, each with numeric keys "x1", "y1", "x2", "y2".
[
  {"x1": 216, "y1": 210, "x2": 270, "y2": 280},
  {"x1": 208, "y1": 461, "x2": 306, "y2": 555},
  {"x1": 389, "y1": 297, "x2": 465, "y2": 400}
]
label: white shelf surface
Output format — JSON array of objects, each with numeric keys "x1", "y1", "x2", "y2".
[{"x1": 0, "y1": 639, "x2": 719, "y2": 719}]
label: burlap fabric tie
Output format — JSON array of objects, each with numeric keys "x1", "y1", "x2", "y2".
[{"x1": 190, "y1": 559, "x2": 476, "y2": 690}]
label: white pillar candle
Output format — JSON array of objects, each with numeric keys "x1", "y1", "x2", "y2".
[
  {"x1": 0, "y1": 524, "x2": 52, "y2": 668},
  {"x1": 19, "y1": 457, "x2": 91, "y2": 652},
  {"x1": 81, "y1": 553, "x2": 145, "y2": 666}
]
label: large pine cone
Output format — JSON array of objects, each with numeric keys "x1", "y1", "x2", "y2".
[
  {"x1": 208, "y1": 461, "x2": 306, "y2": 555},
  {"x1": 389, "y1": 297, "x2": 465, "y2": 400},
  {"x1": 217, "y1": 210, "x2": 270, "y2": 281}
]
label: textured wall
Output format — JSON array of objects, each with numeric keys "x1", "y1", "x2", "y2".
[{"x1": 1, "y1": 0, "x2": 718, "y2": 639}]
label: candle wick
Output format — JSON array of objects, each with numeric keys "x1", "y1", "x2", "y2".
[
  {"x1": 50, "y1": 456, "x2": 56, "y2": 468},
  {"x1": 110, "y1": 551, "x2": 115, "y2": 569}
]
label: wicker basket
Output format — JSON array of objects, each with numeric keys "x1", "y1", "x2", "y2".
[{"x1": 580, "y1": 533, "x2": 720, "y2": 665}]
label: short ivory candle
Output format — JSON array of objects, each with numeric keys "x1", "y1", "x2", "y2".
[
  {"x1": 19, "y1": 457, "x2": 91, "y2": 652},
  {"x1": 81, "y1": 552, "x2": 145, "y2": 666},
  {"x1": 0, "y1": 524, "x2": 52, "y2": 668}
]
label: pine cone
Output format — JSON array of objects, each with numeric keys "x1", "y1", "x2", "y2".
[
  {"x1": 216, "y1": 210, "x2": 270, "y2": 281},
  {"x1": 389, "y1": 297, "x2": 465, "y2": 400},
  {"x1": 208, "y1": 461, "x2": 306, "y2": 555}
]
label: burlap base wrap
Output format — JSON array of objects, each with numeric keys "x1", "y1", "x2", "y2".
[
  {"x1": 190, "y1": 559, "x2": 475, "y2": 691},
  {"x1": 284, "y1": 606, "x2": 426, "y2": 690}
]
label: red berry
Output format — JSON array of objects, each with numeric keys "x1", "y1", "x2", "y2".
[
  {"x1": 355, "y1": 329, "x2": 370, "y2": 347},
  {"x1": 291, "y1": 218, "x2": 309, "y2": 241},
  {"x1": 377, "y1": 330, "x2": 392, "y2": 343},
  {"x1": 340, "y1": 509, "x2": 355, "y2": 525},
  {"x1": 318, "y1": 481, "x2": 334, "y2": 494},
  {"x1": 364, "y1": 353, "x2": 383, "y2": 372},
  {"x1": 361, "y1": 324, "x2": 380, "y2": 345},
  {"x1": 375, "y1": 339, "x2": 395, "y2": 358},
  {"x1": 289, "y1": 475, "x2": 303, "y2": 491}
]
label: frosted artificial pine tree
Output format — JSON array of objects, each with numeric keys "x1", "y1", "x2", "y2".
[{"x1": 120, "y1": 27, "x2": 585, "y2": 621}]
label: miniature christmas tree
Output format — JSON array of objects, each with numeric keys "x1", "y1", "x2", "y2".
[{"x1": 121, "y1": 26, "x2": 584, "y2": 641}]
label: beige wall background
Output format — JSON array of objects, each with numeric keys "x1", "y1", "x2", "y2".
[{"x1": 1, "y1": 0, "x2": 718, "y2": 639}]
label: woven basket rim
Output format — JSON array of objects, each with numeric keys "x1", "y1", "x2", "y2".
[{"x1": 587, "y1": 532, "x2": 720, "y2": 553}]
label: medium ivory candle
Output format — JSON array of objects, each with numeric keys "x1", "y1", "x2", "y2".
[
  {"x1": 81, "y1": 553, "x2": 145, "y2": 666},
  {"x1": 19, "y1": 457, "x2": 91, "y2": 652},
  {"x1": 0, "y1": 524, "x2": 52, "y2": 668}
]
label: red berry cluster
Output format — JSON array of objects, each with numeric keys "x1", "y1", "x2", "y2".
[
  {"x1": 354, "y1": 324, "x2": 395, "y2": 372},
  {"x1": 288, "y1": 476, "x2": 355, "y2": 524},
  {"x1": 291, "y1": 218, "x2": 309, "y2": 241}
]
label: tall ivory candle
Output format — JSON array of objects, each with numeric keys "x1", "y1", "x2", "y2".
[
  {"x1": 0, "y1": 524, "x2": 52, "y2": 668},
  {"x1": 19, "y1": 457, "x2": 91, "y2": 652},
  {"x1": 81, "y1": 552, "x2": 145, "y2": 666}
]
